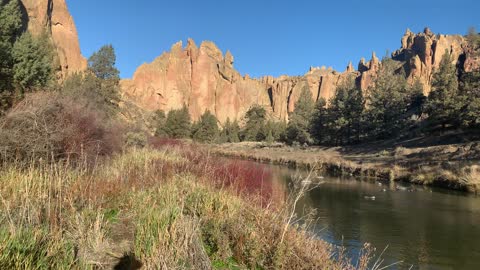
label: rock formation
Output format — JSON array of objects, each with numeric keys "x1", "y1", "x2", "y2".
[
  {"x1": 121, "y1": 40, "x2": 270, "y2": 124},
  {"x1": 122, "y1": 28, "x2": 478, "y2": 123},
  {"x1": 392, "y1": 27, "x2": 465, "y2": 94},
  {"x1": 20, "y1": 0, "x2": 87, "y2": 78},
  {"x1": 122, "y1": 40, "x2": 357, "y2": 123}
]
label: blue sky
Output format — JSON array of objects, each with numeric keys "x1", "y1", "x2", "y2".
[{"x1": 67, "y1": 0, "x2": 479, "y2": 79}]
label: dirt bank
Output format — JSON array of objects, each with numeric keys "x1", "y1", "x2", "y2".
[{"x1": 205, "y1": 141, "x2": 480, "y2": 193}]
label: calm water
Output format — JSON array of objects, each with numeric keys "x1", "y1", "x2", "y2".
[{"x1": 264, "y1": 164, "x2": 480, "y2": 270}]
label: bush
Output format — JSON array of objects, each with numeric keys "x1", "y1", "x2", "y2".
[
  {"x1": 0, "y1": 92, "x2": 121, "y2": 164},
  {"x1": 124, "y1": 131, "x2": 148, "y2": 149},
  {"x1": 191, "y1": 110, "x2": 219, "y2": 143}
]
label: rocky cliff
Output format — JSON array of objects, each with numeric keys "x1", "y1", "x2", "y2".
[
  {"x1": 20, "y1": 0, "x2": 87, "y2": 78},
  {"x1": 121, "y1": 40, "x2": 357, "y2": 123},
  {"x1": 122, "y1": 28, "x2": 478, "y2": 123},
  {"x1": 391, "y1": 28, "x2": 466, "y2": 94},
  {"x1": 121, "y1": 40, "x2": 270, "y2": 124}
]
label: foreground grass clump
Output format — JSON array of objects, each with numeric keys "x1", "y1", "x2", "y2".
[{"x1": 0, "y1": 147, "x2": 372, "y2": 269}]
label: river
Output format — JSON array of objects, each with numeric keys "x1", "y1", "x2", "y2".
[{"x1": 257, "y1": 162, "x2": 480, "y2": 270}]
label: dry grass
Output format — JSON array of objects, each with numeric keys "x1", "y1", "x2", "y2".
[{"x1": 0, "y1": 146, "x2": 378, "y2": 269}]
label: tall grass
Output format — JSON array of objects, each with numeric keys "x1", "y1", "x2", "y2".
[{"x1": 0, "y1": 145, "x2": 376, "y2": 269}]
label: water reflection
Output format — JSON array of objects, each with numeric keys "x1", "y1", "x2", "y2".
[{"x1": 267, "y1": 164, "x2": 480, "y2": 270}]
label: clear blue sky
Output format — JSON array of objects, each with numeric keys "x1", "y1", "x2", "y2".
[{"x1": 67, "y1": 0, "x2": 479, "y2": 79}]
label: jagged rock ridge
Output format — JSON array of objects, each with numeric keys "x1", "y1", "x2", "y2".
[
  {"x1": 121, "y1": 28, "x2": 478, "y2": 124},
  {"x1": 121, "y1": 40, "x2": 357, "y2": 123}
]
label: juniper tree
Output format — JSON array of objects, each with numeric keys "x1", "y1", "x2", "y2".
[
  {"x1": 192, "y1": 110, "x2": 219, "y2": 143},
  {"x1": 152, "y1": 109, "x2": 168, "y2": 137},
  {"x1": 163, "y1": 105, "x2": 191, "y2": 139},
  {"x1": 459, "y1": 71, "x2": 480, "y2": 129},
  {"x1": 310, "y1": 98, "x2": 328, "y2": 144},
  {"x1": 0, "y1": 0, "x2": 23, "y2": 91},
  {"x1": 284, "y1": 86, "x2": 315, "y2": 145},
  {"x1": 12, "y1": 32, "x2": 54, "y2": 91},
  {"x1": 426, "y1": 51, "x2": 461, "y2": 130},
  {"x1": 220, "y1": 118, "x2": 241, "y2": 143},
  {"x1": 241, "y1": 105, "x2": 267, "y2": 141},
  {"x1": 365, "y1": 58, "x2": 410, "y2": 139}
]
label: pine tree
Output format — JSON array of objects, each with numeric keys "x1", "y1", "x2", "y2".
[
  {"x1": 152, "y1": 110, "x2": 168, "y2": 137},
  {"x1": 219, "y1": 118, "x2": 241, "y2": 143},
  {"x1": 310, "y1": 98, "x2": 328, "y2": 144},
  {"x1": 459, "y1": 71, "x2": 480, "y2": 129},
  {"x1": 228, "y1": 120, "x2": 240, "y2": 142},
  {"x1": 83, "y1": 45, "x2": 121, "y2": 115},
  {"x1": 0, "y1": 0, "x2": 23, "y2": 44},
  {"x1": 266, "y1": 129, "x2": 274, "y2": 144},
  {"x1": 192, "y1": 110, "x2": 219, "y2": 143},
  {"x1": 426, "y1": 51, "x2": 461, "y2": 130},
  {"x1": 12, "y1": 32, "x2": 54, "y2": 91},
  {"x1": 365, "y1": 58, "x2": 409, "y2": 139},
  {"x1": 284, "y1": 86, "x2": 314, "y2": 145},
  {"x1": 466, "y1": 27, "x2": 480, "y2": 49},
  {"x1": 163, "y1": 105, "x2": 191, "y2": 139},
  {"x1": 0, "y1": 0, "x2": 25, "y2": 102},
  {"x1": 241, "y1": 105, "x2": 267, "y2": 141},
  {"x1": 407, "y1": 79, "x2": 426, "y2": 120},
  {"x1": 326, "y1": 76, "x2": 365, "y2": 144},
  {"x1": 88, "y1": 44, "x2": 120, "y2": 82}
]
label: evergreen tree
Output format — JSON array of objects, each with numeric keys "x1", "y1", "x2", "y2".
[
  {"x1": 0, "y1": 0, "x2": 22, "y2": 76},
  {"x1": 0, "y1": 0, "x2": 25, "y2": 104},
  {"x1": 163, "y1": 105, "x2": 191, "y2": 139},
  {"x1": 323, "y1": 76, "x2": 364, "y2": 145},
  {"x1": 466, "y1": 27, "x2": 480, "y2": 49},
  {"x1": 265, "y1": 120, "x2": 286, "y2": 142},
  {"x1": 365, "y1": 58, "x2": 410, "y2": 139},
  {"x1": 459, "y1": 71, "x2": 480, "y2": 129},
  {"x1": 88, "y1": 44, "x2": 120, "y2": 81},
  {"x1": 284, "y1": 86, "x2": 315, "y2": 145},
  {"x1": 219, "y1": 118, "x2": 241, "y2": 143},
  {"x1": 12, "y1": 32, "x2": 54, "y2": 91},
  {"x1": 241, "y1": 105, "x2": 267, "y2": 141},
  {"x1": 426, "y1": 51, "x2": 462, "y2": 130},
  {"x1": 310, "y1": 98, "x2": 328, "y2": 143},
  {"x1": 228, "y1": 120, "x2": 241, "y2": 143},
  {"x1": 265, "y1": 129, "x2": 274, "y2": 144},
  {"x1": 152, "y1": 109, "x2": 168, "y2": 137},
  {"x1": 78, "y1": 45, "x2": 122, "y2": 115},
  {"x1": 407, "y1": 79, "x2": 427, "y2": 119},
  {"x1": 0, "y1": 0, "x2": 23, "y2": 44},
  {"x1": 192, "y1": 110, "x2": 219, "y2": 143}
]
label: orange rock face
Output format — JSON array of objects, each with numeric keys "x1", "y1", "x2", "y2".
[
  {"x1": 122, "y1": 29, "x2": 478, "y2": 123},
  {"x1": 122, "y1": 40, "x2": 356, "y2": 123},
  {"x1": 121, "y1": 40, "x2": 270, "y2": 123},
  {"x1": 392, "y1": 28, "x2": 466, "y2": 94},
  {"x1": 20, "y1": 0, "x2": 87, "y2": 78}
]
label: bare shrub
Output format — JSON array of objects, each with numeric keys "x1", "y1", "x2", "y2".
[{"x1": 0, "y1": 92, "x2": 121, "y2": 165}]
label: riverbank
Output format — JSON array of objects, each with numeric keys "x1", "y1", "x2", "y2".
[
  {"x1": 206, "y1": 140, "x2": 480, "y2": 193},
  {"x1": 0, "y1": 146, "x2": 373, "y2": 269}
]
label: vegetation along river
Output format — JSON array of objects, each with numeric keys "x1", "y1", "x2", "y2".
[{"x1": 242, "y1": 160, "x2": 480, "y2": 270}]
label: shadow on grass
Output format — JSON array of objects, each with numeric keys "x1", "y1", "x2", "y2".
[{"x1": 114, "y1": 253, "x2": 143, "y2": 270}]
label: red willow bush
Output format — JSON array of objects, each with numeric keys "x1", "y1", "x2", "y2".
[
  {"x1": 150, "y1": 141, "x2": 282, "y2": 206},
  {"x1": 148, "y1": 137, "x2": 185, "y2": 148}
]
